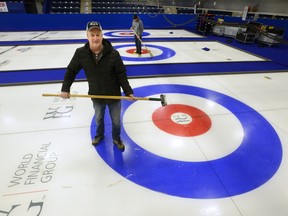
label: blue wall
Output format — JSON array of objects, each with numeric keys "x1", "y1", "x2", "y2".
[
  {"x1": 0, "y1": 13, "x2": 196, "y2": 31},
  {"x1": 0, "y1": 13, "x2": 287, "y2": 39}
]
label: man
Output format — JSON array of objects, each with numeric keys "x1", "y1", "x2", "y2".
[
  {"x1": 60, "y1": 21, "x2": 134, "y2": 151},
  {"x1": 131, "y1": 14, "x2": 144, "y2": 55}
]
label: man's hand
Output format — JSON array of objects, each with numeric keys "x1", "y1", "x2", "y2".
[
  {"x1": 128, "y1": 94, "x2": 135, "y2": 101},
  {"x1": 60, "y1": 92, "x2": 70, "y2": 99}
]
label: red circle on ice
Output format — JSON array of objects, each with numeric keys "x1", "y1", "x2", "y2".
[
  {"x1": 152, "y1": 104, "x2": 212, "y2": 137},
  {"x1": 126, "y1": 48, "x2": 149, "y2": 54},
  {"x1": 119, "y1": 32, "x2": 134, "y2": 36}
]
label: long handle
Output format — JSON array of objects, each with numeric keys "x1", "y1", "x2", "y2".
[
  {"x1": 131, "y1": 29, "x2": 153, "y2": 57},
  {"x1": 42, "y1": 93, "x2": 161, "y2": 102}
]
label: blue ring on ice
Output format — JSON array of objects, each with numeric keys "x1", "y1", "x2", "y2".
[{"x1": 91, "y1": 84, "x2": 282, "y2": 199}]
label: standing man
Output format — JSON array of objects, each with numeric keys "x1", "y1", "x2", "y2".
[
  {"x1": 131, "y1": 14, "x2": 144, "y2": 56},
  {"x1": 60, "y1": 21, "x2": 134, "y2": 151}
]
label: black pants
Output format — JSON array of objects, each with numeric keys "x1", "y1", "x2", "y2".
[{"x1": 134, "y1": 35, "x2": 142, "y2": 54}]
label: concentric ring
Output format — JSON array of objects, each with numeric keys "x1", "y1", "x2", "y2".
[
  {"x1": 91, "y1": 84, "x2": 282, "y2": 199},
  {"x1": 114, "y1": 44, "x2": 176, "y2": 61},
  {"x1": 122, "y1": 93, "x2": 243, "y2": 162},
  {"x1": 104, "y1": 30, "x2": 150, "y2": 38}
]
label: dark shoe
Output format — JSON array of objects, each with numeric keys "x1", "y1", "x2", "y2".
[
  {"x1": 92, "y1": 135, "x2": 104, "y2": 146},
  {"x1": 113, "y1": 139, "x2": 125, "y2": 151}
]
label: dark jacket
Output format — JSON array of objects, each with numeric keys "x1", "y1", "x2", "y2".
[{"x1": 61, "y1": 39, "x2": 133, "y2": 101}]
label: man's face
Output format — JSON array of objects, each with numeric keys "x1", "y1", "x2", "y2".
[{"x1": 87, "y1": 28, "x2": 103, "y2": 50}]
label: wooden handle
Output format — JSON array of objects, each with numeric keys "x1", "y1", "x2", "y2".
[
  {"x1": 42, "y1": 93, "x2": 150, "y2": 101},
  {"x1": 131, "y1": 29, "x2": 144, "y2": 43}
]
